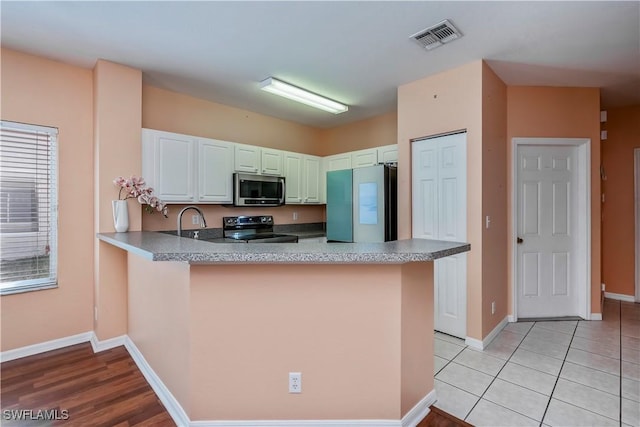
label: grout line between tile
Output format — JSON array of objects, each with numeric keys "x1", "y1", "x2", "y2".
[
  {"x1": 538, "y1": 320, "x2": 578, "y2": 426},
  {"x1": 619, "y1": 301, "x2": 623, "y2": 427},
  {"x1": 556, "y1": 372, "x2": 621, "y2": 398},
  {"x1": 462, "y1": 320, "x2": 550, "y2": 424},
  {"x1": 548, "y1": 396, "x2": 622, "y2": 425},
  {"x1": 438, "y1": 299, "x2": 633, "y2": 426}
]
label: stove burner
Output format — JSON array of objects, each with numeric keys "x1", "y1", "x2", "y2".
[{"x1": 222, "y1": 216, "x2": 298, "y2": 243}]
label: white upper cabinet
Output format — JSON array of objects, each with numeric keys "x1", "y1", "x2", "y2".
[
  {"x1": 283, "y1": 151, "x2": 303, "y2": 204},
  {"x1": 143, "y1": 129, "x2": 234, "y2": 204},
  {"x1": 143, "y1": 127, "x2": 395, "y2": 206},
  {"x1": 323, "y1": 153, "x2": 352, "y2": 172},
  {"x1": 377, "y1": 144, "x2": 398, "y2": 164},
  {"x1": 198, "y1": 138, "x2": 234, "y2": 203},
  {"x1": 234, "y1": 143, "x2": 261, "y2": 174},
  {"x1": 142, "y1": 129, "x2": 196, "y2": 203},
  {"x1": 351, "y1": 148, "x2": 378, "y2": 168},
  {"x1": 261, "y1": 148, "x2": 283, "y2": 176},
  {"x1": 302, "y1": 155, "x2": 322, "y2": 203},
  {"x1": 283, "y1": 152, "x2": 321, "y2": 204}
]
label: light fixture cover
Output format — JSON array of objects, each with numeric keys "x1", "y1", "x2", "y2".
[{"x1": 259, "y1": 77, "x2": 348, "y2": 114}]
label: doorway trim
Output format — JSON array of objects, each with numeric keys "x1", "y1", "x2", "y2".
[
  {"x1": 635, "y1": 148, "x2": 640, "y2": 302},
  {"x1": 511, "y1": 138, "x2": 591, "y2": 320}
]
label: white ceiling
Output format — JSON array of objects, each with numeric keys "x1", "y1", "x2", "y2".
[{"x1": 2, "y1": 1, "x2": 639, "y2": 128}]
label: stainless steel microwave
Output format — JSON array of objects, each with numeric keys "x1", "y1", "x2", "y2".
[{"x1": 233, "y1": 173, "x2": 285, "y2": 207}]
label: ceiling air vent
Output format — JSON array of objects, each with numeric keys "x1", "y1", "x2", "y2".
[{"x1": 410, "y1": 19, "x2": 462, "y2": 51}]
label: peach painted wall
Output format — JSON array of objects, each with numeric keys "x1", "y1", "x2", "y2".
[
  {"x1": 0, "y1": 49, "x2": 94, "y2": 351},
  {"x1": 139, "y1": 86, "x2": 401, "y2": 231},
  {"x1": 506, "y1": 86, "x2": 601, "y2": 314},
  {"x1": 601, "y1": 106, "x2": 640, "y2": 297},
  {"x1": 128, "y1": 254, "x2": 191, "y2": 414},
  {"x1": 397, "y1": 60, "x2": 485, "y2": 340},
  {"x1": 189, "y1": 264, "x2": 404, "y2": 420},
  {"x1": 140, "y1": 85, "x2": 326, "y2": 228},
  {"x1": 127, "y1": 254, "x2": 435, "y2": 421},
  {"x1": 481, "y1": 63, "x2": 508, "y2": 336},
  {"x1": 400, "y1": 261, "x2": 433, "y2": 415},
  {"x1": 93, "y1": 60, "x2": 142, "y2": 340},
  {"x1": 319, "y1": 112, "x2": 397, "y2": 156},
  {"x1": 142, "y1": 85, "x2": 323, "y2": 156}
]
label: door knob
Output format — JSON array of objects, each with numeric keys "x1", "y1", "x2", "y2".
[{"x1": 517, "y1": 237, "x2": 524, "y2": 244}]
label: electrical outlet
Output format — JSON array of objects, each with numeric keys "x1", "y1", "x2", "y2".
[
  {"x1": 485, "y1": 215, "x2": 491, "y2": 229},
  {"x1": 491, "y1": 301, "x2": 496, "y2": 315},
  {"x1": 289, "y1": 372, "x2": 302, "y2": 393},
  {"x1": 192, "y1": 214, "x2": 200, "y2": 225},
  {"x1": 293, "y1": 212, "x2": 298, "y2": 221}
]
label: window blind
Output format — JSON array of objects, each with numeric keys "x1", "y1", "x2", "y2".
[{"x1": 0, "y1": 121, "x2": 58, "y2": 295}]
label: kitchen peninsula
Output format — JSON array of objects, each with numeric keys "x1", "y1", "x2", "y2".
[{"x1": 97, "y1": 231, "x2": 470, "y2": 425}]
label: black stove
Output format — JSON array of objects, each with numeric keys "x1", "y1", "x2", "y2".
[{"x1": 223, "y1": 216, "x2": 298, "y2": 243}]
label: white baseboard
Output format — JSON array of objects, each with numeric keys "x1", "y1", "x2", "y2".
[
  {"x1": 90, "y1": 333, "x2": 127, "y2": 353},
  {"x1": 191, "y1": 421, "x2": 402, "y2": 427},
  {"x1": 124, "y1": 336, "x2": 191, "y2": 427},
  {"x1": 188, "y1": 414, "x2": 431, "y2": 427},
  {"x1": 590, "y1": 313, "x2": 603, "y2": 320},
  {"x1": 507, "y1": 315, "x2": 516, "y2": 323},
  {"x1": 465, "y1": 316, "x2": 508, "y2": 350},
  {"x1": 604, "y1": 292, "x2": 636, "y2": 303},
  {"x1": 126, "y1": 336, "x2": 435, "y2": 427},
  {"x1": 2, "y1": 333, "x2": 435, "y2": 427},
  {"x1": 401, "y1": 389, "x2": 437, "y2": 427},
  {"x1": 0, "y1": 331, "x2": 93, "y2": 362},
  {"x1": 465, "y1": 336, "x2": 483, "y2": 350}
]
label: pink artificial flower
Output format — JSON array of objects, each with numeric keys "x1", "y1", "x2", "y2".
[{"x1": 114, "y1": 175, "x2": 168, "y2": 218}]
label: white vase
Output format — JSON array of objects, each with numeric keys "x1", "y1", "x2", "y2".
[{"x1": 112, "y1": 200, "x2": 129, "y2": 232}]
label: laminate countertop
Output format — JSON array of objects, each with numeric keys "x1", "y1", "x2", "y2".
[{"x1": 97, "y1": 231, "x2": 470, "y2": 264}]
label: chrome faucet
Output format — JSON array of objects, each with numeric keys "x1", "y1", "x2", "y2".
[{"x1": 177, "y1": 206, "x2": 207, "y2": 237}]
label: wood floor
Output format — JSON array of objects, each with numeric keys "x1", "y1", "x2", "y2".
[
  {"x1": 418, "y1": 406, "x2": 472, "y2": 427},
  {"x1": 1, "y1": 343, "x2": 468, "y2": 426},
  {"x1": 1, "y1": 343, "x2": 174, "y2": 426}
]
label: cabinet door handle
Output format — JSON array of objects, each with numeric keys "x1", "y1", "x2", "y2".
[{"x1": 517, "y1": 237, "x2": 524, "y2": 244}]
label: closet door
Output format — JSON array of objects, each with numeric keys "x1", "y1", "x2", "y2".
[{"x1": 412, "y1": 132, "x2": 467, "y2": 339}]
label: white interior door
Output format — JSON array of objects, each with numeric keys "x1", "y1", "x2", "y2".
[
  {"x1": 517, "y1": 145, "x2": 579, "y2": 317},
  {"x1": 412, "y1": 133, "x2": 467, "y2": 338}
]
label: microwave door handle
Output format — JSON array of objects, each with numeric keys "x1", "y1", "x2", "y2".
[{"x1": 281, "y1": 180, "x2": 286, "y2": 204}]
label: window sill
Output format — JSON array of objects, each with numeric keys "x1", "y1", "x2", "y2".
[{"x1": 0, "y1": 281, "x2": 58, "y2": 296}]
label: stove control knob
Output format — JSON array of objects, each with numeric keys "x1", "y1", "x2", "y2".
[
  {"x1": 261, "y1": 216, "x2": 269, "y2": 223},
  {"x1": 225, "y1": 218, "x2": 236, "y2": 225}
]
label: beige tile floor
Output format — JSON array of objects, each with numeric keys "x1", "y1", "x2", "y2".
[{"x1": 433, "y1": 299, "x2": 640, "y2": 427}]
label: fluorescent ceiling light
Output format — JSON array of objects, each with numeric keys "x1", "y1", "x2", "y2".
[{"x1": 259, "y1": 77, "x2": 348, "y2": 114}]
